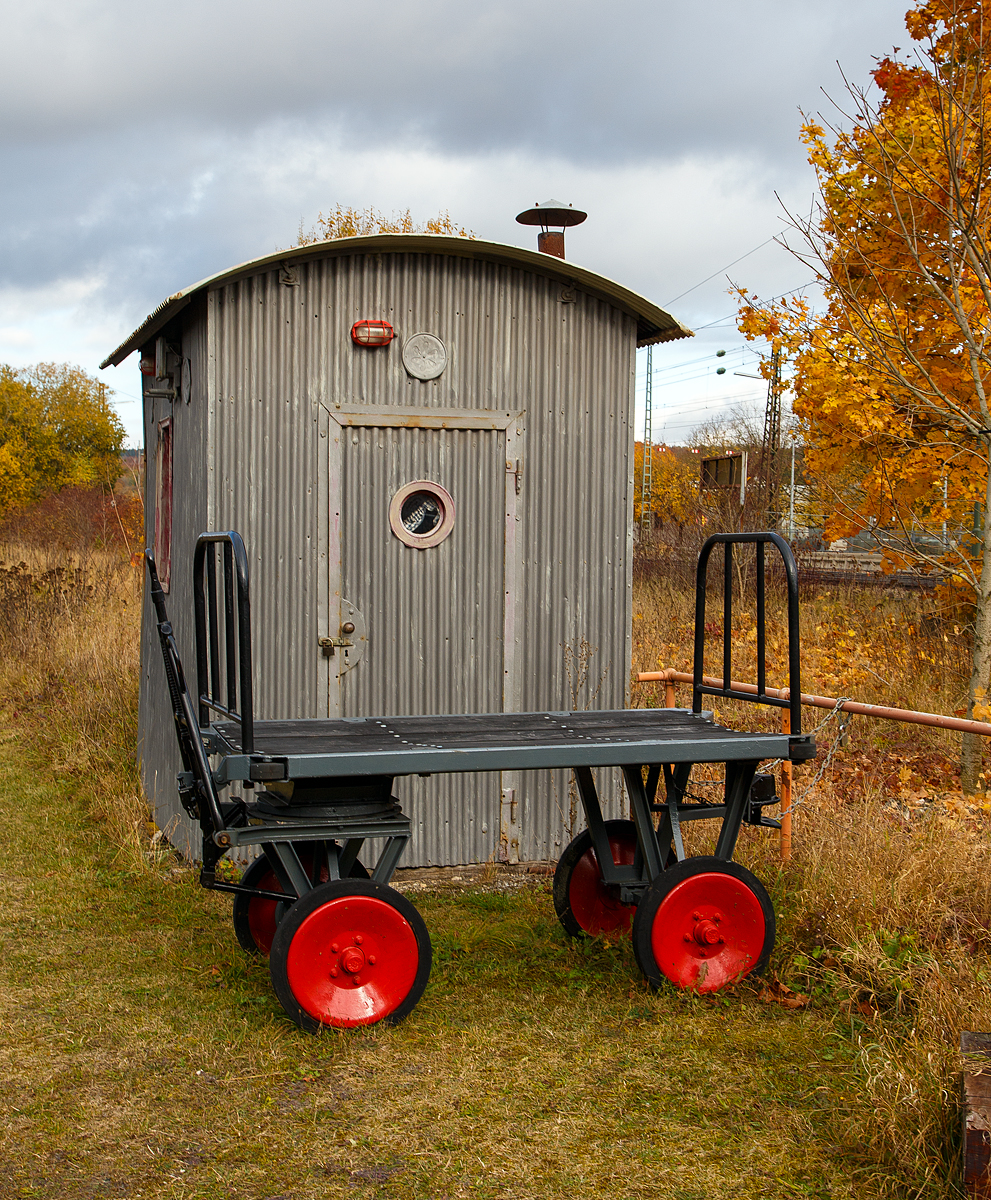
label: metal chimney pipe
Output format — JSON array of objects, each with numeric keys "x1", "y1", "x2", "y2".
[
  {"x1": 516, "y1": 200, "x2": 587, "y2": 259},
  {"x1": 537, "y1": 230, "x2": 566, "y2": 259}
]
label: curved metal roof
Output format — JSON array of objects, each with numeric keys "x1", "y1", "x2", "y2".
[{"x1": 100, "y1": 234, "x2": 692, "y2": 368}]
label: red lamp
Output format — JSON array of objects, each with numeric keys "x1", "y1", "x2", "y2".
[{"x1": 351, "y1": 319, "x2": 395, "y2": 347}]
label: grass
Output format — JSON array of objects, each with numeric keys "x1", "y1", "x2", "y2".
[
  {"x1": 0, "y1": 541, "x2": 985, "y2": 1197},
  {"x1": 0, "y1": 740, "x2": 911, "y2": 1200}
]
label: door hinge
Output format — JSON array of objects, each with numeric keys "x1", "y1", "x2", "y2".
[{"x1": 506, "y1": 458, "x2": 523, "y2": 494}]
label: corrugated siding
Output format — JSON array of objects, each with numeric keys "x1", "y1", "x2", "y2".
[
  {"x1": 515, "y1": 283, "x2": 636, "y2": 860},
  {"x1": 139, "y1": 249, "x2": 637, "y2": 865},
  {"x1": 209, "y1": 277, "x2": 326, "y2": 725}
]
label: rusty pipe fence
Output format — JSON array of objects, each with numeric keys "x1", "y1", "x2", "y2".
[{"x1": 636, "y1": 668, "x2": 991, "y2": 860}]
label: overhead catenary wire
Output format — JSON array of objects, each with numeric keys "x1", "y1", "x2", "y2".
[
  {"x1": 692, "y1": 280, "x2": 821, "y2": 330},
  {"x1": 636, "y1": 360, "x2": 771, "y2": 390},
  {"x1": 634, "y1": 348, "x2": 762, "y2": 390},
  {"x1": 643, "y1": 399, "x2": 771, "y2": 437},
  {"x1": 653, "y1": 390, "x2": 787, "y2": 436},
  {"x1": 633, "y1": 276, "x2": 811, "y2": 443},
  {"x1": 637, "y1": 347, "x2": 756, "y2": 376},
  {"x1": 663, "y1": 233, "x2": 787, "y2": 307}
]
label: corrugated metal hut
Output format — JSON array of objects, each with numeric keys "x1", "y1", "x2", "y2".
[{"x1": 102, "y1": 233, "x2": 691, "y2": 864}]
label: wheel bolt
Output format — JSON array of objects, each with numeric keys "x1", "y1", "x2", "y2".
[
  {"x1": 368, "y1": 955, "x2": 376, "y2": 965},
  {"x1": 718, "y1": 937, "x2": 724, "y2": 944},
  {"x1": 692, "y1": 912, "x2": 701, "y2": 920},
  {"x1": 329, "y1": 967, "x2": 338, "y2": 978},
  {"x1": 353, "y1": 976, "x2": 361, "y2": 985},
  {"x1": 683, "y1": 934, "x2": 691, "y2": 942},
  {"x1": 331, "y1": 943, "x2": 340, "y2": 953},
  {"x1": 354, "y1": 934, "x2": 364, "y2": 945}
]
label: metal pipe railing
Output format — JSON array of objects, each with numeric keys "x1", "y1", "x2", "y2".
[
  {"x1": 636, "y1": 667, "x2": 991, "y2": 861},
  {"x1": 637, "y1": 668, "x2": 991, "y2": 739}
]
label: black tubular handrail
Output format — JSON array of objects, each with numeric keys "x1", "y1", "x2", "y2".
[
  {"x1": 693, "y1": 532, "x2": 802, "y2": 737},
  {"x1": 145, "y1": 550, "x2": 227, "y2": 833},
  {"x1": 192, "y1": 531, "x2": 255, "y2": 754}
]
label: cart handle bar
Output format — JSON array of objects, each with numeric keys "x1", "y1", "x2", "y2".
[
  {"x1": 192, "y1": 531, "x2": 255, "y2": 755},
  {"x1": 145, "y1": 550, "x2": 227, "y2": 833},
  {"x1": 693, "y1": 531, "x2": 802, "y2": 738}
]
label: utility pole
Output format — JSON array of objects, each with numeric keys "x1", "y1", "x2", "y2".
[
  {"x1": 639, "y1": 344, "x2": 653, "y2": 544},
  {"x1": 757, "y1": 348, "x2": 783, "y2": 529},
  {"x1": 788, "y1": 436, "x2": 796, "y2": 539}
]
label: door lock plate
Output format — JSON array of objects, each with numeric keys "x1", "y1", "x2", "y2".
[{"x1": 318, "y1": 636, "x2": 352, "y2": 656}]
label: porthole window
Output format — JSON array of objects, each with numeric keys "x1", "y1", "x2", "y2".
[{"x1": 389, "y1": 480, "x2": 456, "y2": 549}]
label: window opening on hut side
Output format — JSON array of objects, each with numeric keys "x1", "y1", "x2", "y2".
[
  {"x1": 389, "y1": 480, "x2": 456, "y2": 549},
  {"x1": 154, "y1": 417, "x2": 173, "y2": 591}
]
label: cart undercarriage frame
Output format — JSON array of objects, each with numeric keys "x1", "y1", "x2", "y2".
[{"x1": 147, "y1": 529, "x2": 815, "y2": 1030}]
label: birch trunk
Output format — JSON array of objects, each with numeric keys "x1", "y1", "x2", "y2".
[{"x1": 962, "y1": 464, "x2": 991, "y2": 792}]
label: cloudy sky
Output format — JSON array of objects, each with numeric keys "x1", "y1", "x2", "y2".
[{"x1": 0, "y1": 0, "x2": 911, "y2": 445}]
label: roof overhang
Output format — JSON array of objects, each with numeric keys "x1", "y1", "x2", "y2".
[{"x1": 101, "y1": 234, "x2": 693, "y2": 369}]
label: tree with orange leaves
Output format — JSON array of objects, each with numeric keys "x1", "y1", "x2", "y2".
[
  {"x1": 633, "y1": 442, "x2": 699, "y2": 539},
  {"x1": 738, "y1": 0, "x2": 991, "y2": 789}
]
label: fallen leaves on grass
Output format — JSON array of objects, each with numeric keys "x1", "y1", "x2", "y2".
[{"x1": 758, "y1": 976, "x2": 810, "y2": 1010}]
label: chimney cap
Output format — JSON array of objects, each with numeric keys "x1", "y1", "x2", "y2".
[{"x1": 515, "y1": 199, "x2": 587, "y2": 228}]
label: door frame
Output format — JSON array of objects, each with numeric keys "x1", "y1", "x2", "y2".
[{"x1": 324, "y1": 406, "x2": 525, "y2": 726}]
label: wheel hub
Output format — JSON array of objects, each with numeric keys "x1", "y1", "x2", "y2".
[
  {"x1": 283, "y1": 890, "x2": 424, "y2": 1027},
  {"x1": 340, "y1": 946, "x2": 366, "y2": 974},
  {"x1": 692, "y1": 916, "x2": 724, "y2": 947}
]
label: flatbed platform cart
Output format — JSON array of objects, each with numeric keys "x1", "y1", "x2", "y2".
[{"x1": 147, "y1": 530, "x2": 815, "y2": 1031}]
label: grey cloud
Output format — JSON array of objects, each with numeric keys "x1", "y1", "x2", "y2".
[
  {"x1": 3, "y1": 0, "x2": 908, "y2": 164},
  {"x1": 0, "y1": 0, "x2": 912, "y2": 358}
]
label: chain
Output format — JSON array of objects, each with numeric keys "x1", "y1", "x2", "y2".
[
  {"x1": 679, "y1": 698, "x2": 853, "y2": 815},
  {"x1": 664, "y1": 698, "x2": 854, "y2": 820},
  {"x1": 782, "y1": 698, "x2": 853, "y2": 815},
  {"x1": 807, "y1": 696, "x2": 853, "y2": 737}
]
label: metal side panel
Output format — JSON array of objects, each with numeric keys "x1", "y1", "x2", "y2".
[
  {"x1": 515, "y1": 295, "x2": 639, "y2": 860},
  {"x1": 210, "y1": 273, "x2": 324, "y2": 724},
  {"x1": 138, "y1": 304, "x2": 210, "y2": 858}
]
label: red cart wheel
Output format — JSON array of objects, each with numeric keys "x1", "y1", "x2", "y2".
[
  {"x1": 632, "y1": 856, "x2": 774, "y2": 992},
  {"x1": 269, "y1": 879, "x2": 432, "y2": 1031},
  {"x1": 233, "y1": 847, "x2": 368, "y2": 956},
  {"x1": 553, "y1": 819, "x2": 641, "y2": 938}
]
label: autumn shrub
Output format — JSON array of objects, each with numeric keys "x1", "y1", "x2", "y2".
[
  {"x1": 739, "y1": 790, "x2": 989, "y2": 1195},
  {"x1": 0, "y1": 484, "x2": 143, "y2": 558}
]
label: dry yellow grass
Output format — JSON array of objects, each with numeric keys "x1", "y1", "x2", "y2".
[
  {"x1": 633, "y1": 563, "x2": 990, "y2": 1194},
  {"x1": 0, "y1": 542, "x2": 148, "y2": 870}
]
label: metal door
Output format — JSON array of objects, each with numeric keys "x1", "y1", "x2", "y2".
[{"x1": 327, "y1": 407, "x2": 523, "y2": 865}]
